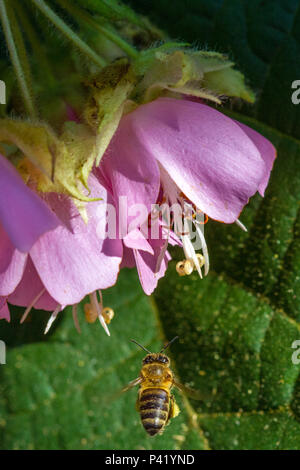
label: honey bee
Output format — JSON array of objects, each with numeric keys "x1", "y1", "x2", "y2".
[{"x1": 122, "y1": 337, "x2": 203, "y2": 436}]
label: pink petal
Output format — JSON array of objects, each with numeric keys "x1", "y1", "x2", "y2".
[
  {"x1": 101, "y1": 116, "x2": 161, "y2": 230},
  {"x1": 134, "y1": 242, "x2": 171, "y2": 295},
  {"x1": 123, "y1": 229, "x2": 154, "y2": 254},
  {"x1": 0, "y1": 154, "x2": 60, "y2": 252},
  {"x1": 8, "y1": 257, "x2": 58, "y2": 311},
  {"x1": 234, "y1": 121, "x2": 276, "y2": 196},
  {"x1": 0, "y1": 223, "x2": 27, "y2": 296},
  {"x1": 125, "y1": 98, "x2": 270, "y2": 223},
  {"x1": 30, "y1": 175, "x2": 122, "y2": 305},
  {"x1": 0, "y1": 298, "x2": 10, "y2": 321},
  {"x1": 120, "y1": 245, "x2": 135, "y2": 268}
]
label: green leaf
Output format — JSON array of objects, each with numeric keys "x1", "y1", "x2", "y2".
[
  {"x1": 154, "y1": 269, "x2": 300, "y2": 450},
  {"x1": 0, "y1": 270, "x2": 208, "y2": 450},
  {"x1": 127, "y1": 0, "x2": 300, "y2": 449}
]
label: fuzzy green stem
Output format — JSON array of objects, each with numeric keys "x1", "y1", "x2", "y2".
[
  {"x1": 0, "y1": 0, "x2": 36, "y2": 118},
  {"x1": 57, "y1": 0, "x2": 139, "y2": 59},
  {"x1": 73, "y1": 0, "x2": 146, "y2": 29},
  {"x1": 14, "y1": 1, "x2": 56, "y2": 89},
  {"x1": 31, "y1": 0, "x2": 107, "y2": 68},
  {"x1": 93, "y1": 23, "x2": 139, "y2": 60}
]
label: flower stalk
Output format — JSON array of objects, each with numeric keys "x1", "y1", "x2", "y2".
[
  {"x1": 57, "y1": 0, "x2": 139, "y2": 59},
  {"x1": 0, "y1": 0, "x2": 37, "y2": 118},
  {"x1": 15, "y1": 1, "x2": 56, "y2": 89},
  {"x1": 31, "y1": 0, "x2": 108, "y2": 68}
]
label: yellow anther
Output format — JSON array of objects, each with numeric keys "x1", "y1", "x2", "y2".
[
  {"x1": 84, "y1": 303, "x2": 98, "y2": 324},
  {"x1": 194, "y1": 253, "x2": 205, "y2": 269},
  {"x1": 176, "y1": 260, "x2": 186, "y2": 276},
  {"x1": 85, "y1": 303, "x2": 114, "y2": 325},
  {"x1": 183, "y1": 259, "x2": 194, "y2": 275},
  {"x1": 102, "y1": 307, "x2": 114, "y2": 324},
  {"x1": 176, "y1": 259, "x2": 194, "y2": 276}
]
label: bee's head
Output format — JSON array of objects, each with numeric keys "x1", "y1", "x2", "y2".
[
  {"x1": 142, "y1": 353, "x2": 170, "y2": 366},
  {"x1": 130, "y1": 336, "x2": 179, "y2": 362}
]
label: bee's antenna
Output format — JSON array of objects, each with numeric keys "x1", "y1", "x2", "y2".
[
  {"x1": 130, "y1": 339, "x2": 152, "y2": 354},
  {"x1": 160, "y1": 336, "x2": 179, "y2": 353}
]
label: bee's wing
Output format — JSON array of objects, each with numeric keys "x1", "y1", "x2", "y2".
[
  {"x1": 173, "y1": 378, "x2": 209, "y2": 401},
  {"x1": 121, "y1": 376, "x2": 142, "y2": 393},
  {"x1": 102, "y1": 377, "x2": 142, "y2": 405}
]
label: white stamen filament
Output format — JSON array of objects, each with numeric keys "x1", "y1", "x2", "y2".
[
  {"x1": 181, "y1": 233, "x2": 193, "y2": 260},
  {"x1": 182, "y1": 234, "x2": 202, "y2": 278},
  {"x1": 20, "y1": 288, "x2": 46, "y2": 323},
  {"x1": 44, "y1": 304, "x2": 61, "y2": 335},
  {"x1": 235, "y1": 219, "x2": 248, "y2": 232},
  {"x1": 195, "y1": 223, "x2": 210, "y2": 275},
  {"x1": 98, "y1": 313, "x2": 110, "y2": 336},
  {"x1": 155, "y1": 231, "x2": 169, "y2": 274},
  {"x1": 72, "y1": 304, "x2": 81, "y2": 334},
  {"x1": 90, "y1": 291, "x2": 110, "y2": 336},
  {"x1": 160, "y1": 167, "x2": 210, "y2": 279}
]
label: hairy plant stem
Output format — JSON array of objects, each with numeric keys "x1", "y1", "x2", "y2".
[
  {"x1": 0, "y1": 0, "x2": 37, "y2": 118},
  {"x1": 14, "y1": 1, "x2": 56, "y2": 89},
  {"x1": 31, "y1": 0, "x2": 107, "y2": 68},
  {"x1": 56, "y1": 0, "x2": 139, "y2": 59}
]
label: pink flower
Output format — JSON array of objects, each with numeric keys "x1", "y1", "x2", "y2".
[
  {"x1": 0, "y1": 152, "x2": 60, "y2": 323},
  {"x1": 1, "y1": 173, "x2": 122, "y2": 334},
  {"x1": 0, "y1": 97, "x2": 276, "y2": 329},
  {"x1": 101, "y1": 97, "x2": 276, "y2": 292},
  {"x1": 0, "y1": 153, "x2": 60, "y2": 253}
]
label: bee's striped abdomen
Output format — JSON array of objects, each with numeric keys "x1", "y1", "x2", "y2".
[{"x1": 139, "y1": 388, "x2": 170, "y2": 436}]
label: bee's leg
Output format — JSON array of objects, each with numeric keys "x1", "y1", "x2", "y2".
[{"x1": 166, "y1": 394, "x2": 180, "y2": 425}]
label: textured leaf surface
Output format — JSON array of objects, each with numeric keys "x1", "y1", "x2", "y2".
[
  {"x1": 132, "y1": 0, "x2": 300, "y2": 449},
  {"x1": 0, "y1": 270, "x2": 208, "y2": 450},
  {"x1": 0, "y1": 0, "x2": 300, "y2": 450}
]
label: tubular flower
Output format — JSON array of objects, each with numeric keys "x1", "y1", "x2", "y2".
[
  {"x1": 84, "y1": 47, "x2": 255, "y2": 183},
  {"x1": 100, "y1": 96, "x2": 276, "y2": 289},
  {"x1": 0, "y1": 173, "x2": 122, "y2": 334}
]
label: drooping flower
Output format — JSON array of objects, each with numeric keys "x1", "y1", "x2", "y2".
[
  {"x1": 1, "y1": 173, "x2": 122, "y2": 334},
  {"x1": 99, "y1": 96, "x2": 276, "y2": 292},
  {"x1": 84, "y1": 47, "x2": 255, "y2": 182}
]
